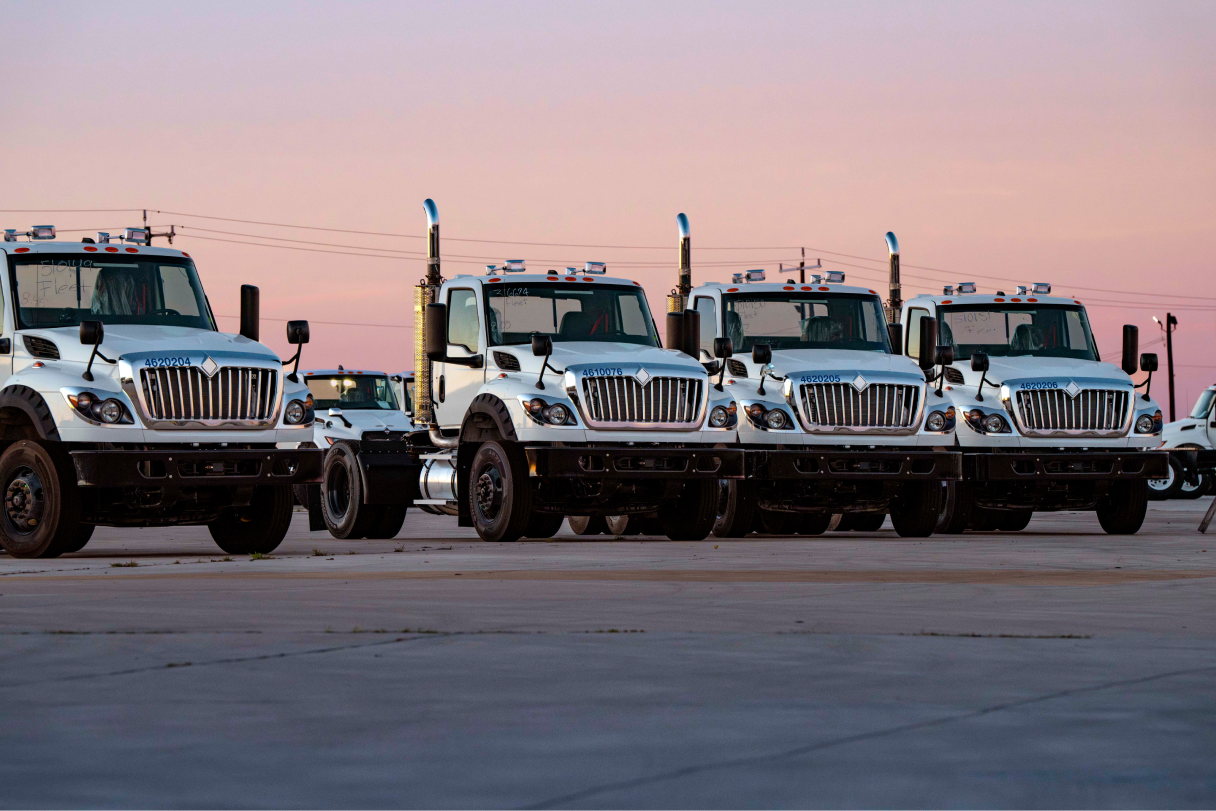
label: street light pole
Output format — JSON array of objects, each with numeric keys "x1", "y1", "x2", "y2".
[{"x1": 1166, "y1": 313, "x2": 1177, "y2": 421}]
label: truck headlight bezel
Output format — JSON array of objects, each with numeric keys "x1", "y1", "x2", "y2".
[
  {"x1": 925, "y1": 408, "x2": 955, "y2": 432},
  {"x1": 284, "y1": 399, "x2": 308, "y2": 425},
  {"x1": 521, "y1": 396, "x2": 578, "y2": 426},
  {"x1": 1134, "y1": 411, "x2": 1161, "y2": 434},
  {"x1": 708, "y1": 403, "x2": 736, "y2": 428},
  {"x1": 63, "y1": 388, "x2": 135, "y2": 425},
  {"x1": 965, "y1": 408, "x2": 1011, "y2": 434}
]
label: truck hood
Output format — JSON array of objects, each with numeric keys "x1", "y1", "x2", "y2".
[
  {"x1": 948, "y1": 356, "x2": 1132, "y2": 388},
  {"x1": 21, "y1": 325, "x2": 280, "y2": 367},
  {"x1": 498, "y1": 342, "x2": 707, "y2": 376},
  {"x1": 768, "y1": 349, "x2": 925, "y2": 379},
  {"x1": 327, "y1": 408, "x2": 414, "y2": 432}
]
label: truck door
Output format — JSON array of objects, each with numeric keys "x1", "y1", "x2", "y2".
[
  {"x1": 435, "y1": 287, "x2": 485, "y2": 429},
  {"x1": 693, "y1": 294, "x2": 718, "y2": 362},
  {"x1": 1203, "y1": 391, "x2": 1216, "y2": 449},
  {"x1": 0, "y1": 253, "x2": 14, "y2": 386}
]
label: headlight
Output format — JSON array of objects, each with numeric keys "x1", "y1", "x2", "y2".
[
  {"x1": 99, "y1": 399, "x2": 124, "y2": 424},
  {"x1": 926, "y1": 411, "x2": 947, "y2": 432},
  {"x1": 526, "y1": 398, "x2": 546, "y2": 415},
  {"x1": 982, "y1": 414, "x2": 1007, "y2": 433},
  {"x1": 764, "y1": 409, "x2": 789, "y2": 429},
  {"x1": 1135, "y1": 413, "x2": 1157, "y2": 434},
  {"x1": 543, "y1": 403, "x2": 571, "y2": 425},
  {"x1": 284, "y1": 400, "x2": 306, "y2": 425},
  {"x1": 74, "y1": 392, "x2": 95, "y2": 411},
  {"x1": 709, "y1": 405, "x2": 730, "y2": 427}
]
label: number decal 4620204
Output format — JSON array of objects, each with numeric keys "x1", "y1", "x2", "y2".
[{"x1": 143, "y1": 357, "x2": 193, "y2": 368}]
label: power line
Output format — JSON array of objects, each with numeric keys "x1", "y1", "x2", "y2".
[{"x1": 214, "y1": 314, "x2": 411, "y2": 330}]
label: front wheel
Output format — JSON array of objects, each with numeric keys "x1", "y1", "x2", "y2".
[
  {"x1": 365, "y1": 505, "x2": 408, "y2": 539},
  {"x1": 659, "y1": 480, "x2": 717, "y2": 541},
  {"x1": 208, "y1": 485, "x2": 293, "y2": 555},
  {"x1": 889, "y1": 481, "x2": 942, "y2": 538},
  {"x1": 712, "y1": 480, "x2": 757, "y2": 538},
  {"x1": 1096, "y1": 479, "x2": 1148, "y2": 535},
  {"x1": 523, "y1": 512, "x2": 565, "y2": 539},
  {"x1": 0, "y1": 440, "x2": 83, "y2": 559},
  {"x1": 998, "y1": 510, "x2": 1033, "y2": 532},
  {"x1": 848, "y1": 512, "x2": 886, "y2": 532},
  {"x1": 321, "y1": 442, "x2": 382, "y2": 539},
  {"x1": 1147, "y1": 456, "x2": 1182, "y2": 500},
  {"x1": 468, "y1": 441, "x2": 533, "y2": 543}
]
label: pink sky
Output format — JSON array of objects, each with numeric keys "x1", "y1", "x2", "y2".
[{"x1": 4, "y1": 2, "x2": 1214, "y2": 415}]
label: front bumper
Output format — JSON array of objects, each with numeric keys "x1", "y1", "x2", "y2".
[
  {"x1": 524, "y1": 446, "x2": 745, "y2": 479},
  {"x1": 746, "y1": 449, "x2": 961, "y2": 481},
  {"x1": 71, "y1": 448, "x2": 324, "y2": 488},
  {"x1": 963, "y1": 451, "x2": 1169, "y2": 481}
]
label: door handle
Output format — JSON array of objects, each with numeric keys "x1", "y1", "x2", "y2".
[
  {"x1": 438, "y1": 375, "x2": 445, "y2": 402},
  {"x1": 0, "y1": 337, "x2": 9, "y2": 354}
]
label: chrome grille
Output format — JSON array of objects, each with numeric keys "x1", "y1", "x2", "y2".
[
  {"x1": 139, "y1": 366, "x2": 279, "y2": 422},
  {"x1": 798, "y1": 383, "x2": 920, "y2": 428},
  {"x1": 1015, "y1": 389, "x2": 1128, "y2": 433},
  {"x1": 580, "y1": 376, "x2": 703, "y2": 425}
]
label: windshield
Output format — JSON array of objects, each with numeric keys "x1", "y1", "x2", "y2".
[
  {"x1": 305, "y1": 374, "x2": 399, "y2": 411},
  {"x1": 723, "y1": 293, "x2": 892, "y2": 353},
  {"x1": 484, "y1": 284, "x2": 659, "y2": 348},
  {"x1": 8, "y1": 254, "x2": 214, "y2": 331},
  {"x1": 939, "y1": 304, "x2": 1098, "y2": 361},
  {"x1": 1192, "y1": 389, "x2": 1216, "y2": 420}
]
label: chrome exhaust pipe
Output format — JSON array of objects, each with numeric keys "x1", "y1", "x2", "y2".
[
  {"x1": 884, "y1": 231, "x2": 901, "y2": 322},
  {"x1": 668, "y1": 213, "x2": 691, "y2": 314},
  {"x1": 416, "y1": 198, "x2": 449, "y2": 438}
]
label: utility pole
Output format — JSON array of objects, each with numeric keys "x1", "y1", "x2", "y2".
[{"x1": 799, "y1": 248, "x2": 805, "y2": 283}]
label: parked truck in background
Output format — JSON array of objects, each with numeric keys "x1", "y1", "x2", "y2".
[
  {"x1": 313, "y1": 201, "x2": 743, "y2": 543},
  {"x1": 1151, "y1": 385, "x2": 1215, "y2": 499},
  {"x1": 671, "y1": 219, "x2": 962, "y2": 538},
  {"x1": 899, "y1": 268, "x2": 1168, "y2": 534},
  {"x1": 0, "y1": 226, "x2": 321, "y2": 558}
]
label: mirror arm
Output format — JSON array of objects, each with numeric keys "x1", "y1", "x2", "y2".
[
  {"x1": 81, "y1": 345, "x2": 116, "y2": 381},
  {"x1": 536, "y1": 354, "x2": 565, "y2": 390},
  {"x1": 1136, "y1": 370, "x2": 1153, "y2": 401},
  {"x1": 975, "y1": 372, "x2": 991, "y2": 402}
]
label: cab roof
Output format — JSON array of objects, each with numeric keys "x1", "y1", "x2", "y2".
[
  {"x1": 302, "y1": 369, "x2": 390, "y2": 377},
  {"x1": 906, "y1": 292, "x2": 1084, "y2": 307},
  {"x1": 1, "y1": 241, "x2": 191, "y2": 259},
  {"x1": 697, "y1": 281, "x2": 883, "y2": 297},
  {"x1": 447, "y1": 272, "x2": 643, "y2": 288}
]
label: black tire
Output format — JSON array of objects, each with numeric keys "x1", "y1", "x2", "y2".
[
  {"x1": 208, "y1": 485, "x2": 293, "y2": 555},
  {"x1": 524, "y1": 512, "x2": 565, "y2": 539},
  {"x1": 968, "y1": 506, "x2": 1002, "y2": 532},
  {"x1": 568, "y1": 515, "x2": 609, "y2": 536},
  {"x1": 1147, "y1": 456, "x2": 1182, "y2": 500},
  {"x1": 936, "y1": 481, "x2": 971, "y2": 534},
  {"x1": 605, "y1": 515, "x2": 630, "y2": 536},
  {"x1": 469, "y1": 441, "x2": 533, "y2": 543},
  {"x1": 0, "y1": 440, "x2": 83, "y2": 559},
  {"x1": 1096, "y1": 479, "x2": 1148, "y2": 535},
  {"x1": 997, "y1": 510, "x2": 1033, "y2": 532},
  {"x1": 889, "y1": 480, "x2": 942, "y2": 538},
  {"x1": 659, "y1": 480, "x2": 717, "y2": 541},
  {"x1": 849, "y1": 512, "x2": 886, "y2": 532},
  {"x1": 60, "y1": 523, "x2": 95, "y2": 554},
  {"x1": 321, "y1": 442, "x2": 381, "y2": 539},
  {"x1": 366, "y1": 505, "x2": 407, "y2": 539},
  {"x1": 713, "y1": 480, "x2": 757, "y2": 538},
  {"x1": 799, "y1": 513, "x2": 832, "y2": 535},
  {"x1": 1179, "y1": 470, "x2": 1209, "y2": 500},
  {"x1": 834, "y1": 513, "x2": 858, "y2": 532},
  {"x1": 758, "y1": 508, "x2": 800, "y2": 536}
]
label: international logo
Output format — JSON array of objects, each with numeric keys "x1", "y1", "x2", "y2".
[
  {"x1": 852, "y1": 374, "x2": 868, "y2": 391},
  {"x1": 634, "y1": 367, "x2": 652, "y2": 386},
  {"x1": 200, "y1": 356, "x2": 219, "y2": 377}
]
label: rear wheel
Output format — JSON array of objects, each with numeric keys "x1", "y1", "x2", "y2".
[
  {"x1": 1097, "y1": 479, "x2": 1148, "y2": 535},
  {"x1": 757, "y1": 508, "x2": 799, "y2": 536},
  {"x1": 1147, "y1": 456, "x2": 1182, "y2": 500},
  {"x1": 799, "y1": 513, "x2": 832, "y2": 535},
  {"x1": 848, "y1": 512, "x2": 886, "y2": 532},
  {"x1": 936, "y1": 481, "x2": 971, "y2": 534},
  {"x1": 659, "y1": 480, "x2": 717, "y2": 541},
  {"x1": 568, "y1": 515, "x2": 608, "y2": 536},
  {"x1": 59, "y1": 524, "x2": 95, "y2": 554},
  {"x1": 365, "y1": 505, "x2": 407, "y2": 539},
  {"x1": 1179, "y1": 470, "x2": 1209, "y2": 500},
  {"x1": 523, "y1": 512, "x2": 564, "y2": 539},
  {"x1": 209, "y1": 485, "x2": 293, "y2": 555},
  {"x1": 605, "y1": 515, "x2": 630, "y2": 536},
  {"x1": 0, "y1": 441, "x2": 84, "y2": 559},
  {"x1": 713, "y1": 480, "x2": 757, "y2": 538},
  {"x1": 469, "y1": 441, "x2": 533, "y2": 543},
  {"x1": 321, "y1": 442, "x2": 380, "y2": 539},
  {"x1": 997, "y1": 510, "x2": 1033, "y2": 532},
  {"x1": 889, "y1": 481, "x2": 942, "y2": 538}
]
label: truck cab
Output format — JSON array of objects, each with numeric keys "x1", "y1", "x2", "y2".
[
  {"x1": 685, "y1": 270, "x2": 960, "y2": 537},
  {"x1": 0, "y1": 228, "x2": 321, "y2": 558},
  {"x1": 902, "y1": 284, "x2": 1167, "y2": 533},
  {"x1": 1152, "y1": 385, "x2": 1215, "y2": 499}
]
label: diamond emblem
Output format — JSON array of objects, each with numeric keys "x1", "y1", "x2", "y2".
[
  {"x1": 200, "y1": 356, "x2": 219, "y2": 377},
  {"x1": 852, "y1": 374, "x2": 868, "y2": 391},
  {"x1": 635, "y1": 367, "x2": 652, "y2": 386},
  {"x1": 1064, "y1": 381, "x2": 1081, "y2": 397}
]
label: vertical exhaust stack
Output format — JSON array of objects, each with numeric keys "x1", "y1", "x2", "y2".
[
  {"x1": 885, "y1": 231, "x2": 901, "y2": 324},
  {"x1": 668, "y1": 213, "x2": 691, "y2": 314},
  {"x1": 415, "y1": 199, "x2": 442, "y2": 428}
]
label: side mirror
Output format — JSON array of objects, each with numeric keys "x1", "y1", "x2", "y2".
[
  {"x1": 935, "y1": 345, "x2": 954, "y2": 366},
  {"x1": 1122, "y1": 325, "x2": 1139, "y2": 376},
  {"x1": 286, "y1": 320, "x2": 309, "y2": 344},
  {"x1": 681, "y1": 309, "x2": 700, "y2": 359},
  {"x1": 425, "y1": 303, "x2": 447, "y2": 361},
  {"x1": 665, "y1": 311, "x2": 684, "y2": 354},
  {"x1": 917, "y1": 316, "x2": 938, "y2": 370},
  {"x1": 79, "y1": 320, "x2": 104, "y2": 346},
  {"x1": 240, "y1": 284, "x2": 259, "y2": 341},
  {"x1": 971, "y1": 351, "x2": 990, "y2": 373},
  {"x1": 887, "y1": 323, "x2": 902, "y2": 355},
  {"x1": 532, "y1": 335, "x2": 553, "y2": 357},
  {"x1": 1140, "y1": 352, "x2": 1158, "y2": 373},
  {"x1": 752, "y1": 344, "x2": 772, "y2": 365},
  {"x1": 713, "y1": 337, "x2": 733, "y2": 359}
]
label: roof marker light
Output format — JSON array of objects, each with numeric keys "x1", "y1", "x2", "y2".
[{"x1": 30, "y1": 225, "x2": 56, "y2": 240}]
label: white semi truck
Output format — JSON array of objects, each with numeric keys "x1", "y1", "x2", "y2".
[
  {"x1": 1152, "y1": 385, "x2": 1215, "y2": 499},
  {"x1": 899, "y1": 263, "x2": 1168, "y2": 534},
  {"x1": 672, "y1": 220, "x2": 962, "y2": 538},
  {"x1": 0, "y1": 226, "x2": 321, "y2": 558},
  {"x1": 312, "y1": 201, "x2": 743, "y2": 543}
]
